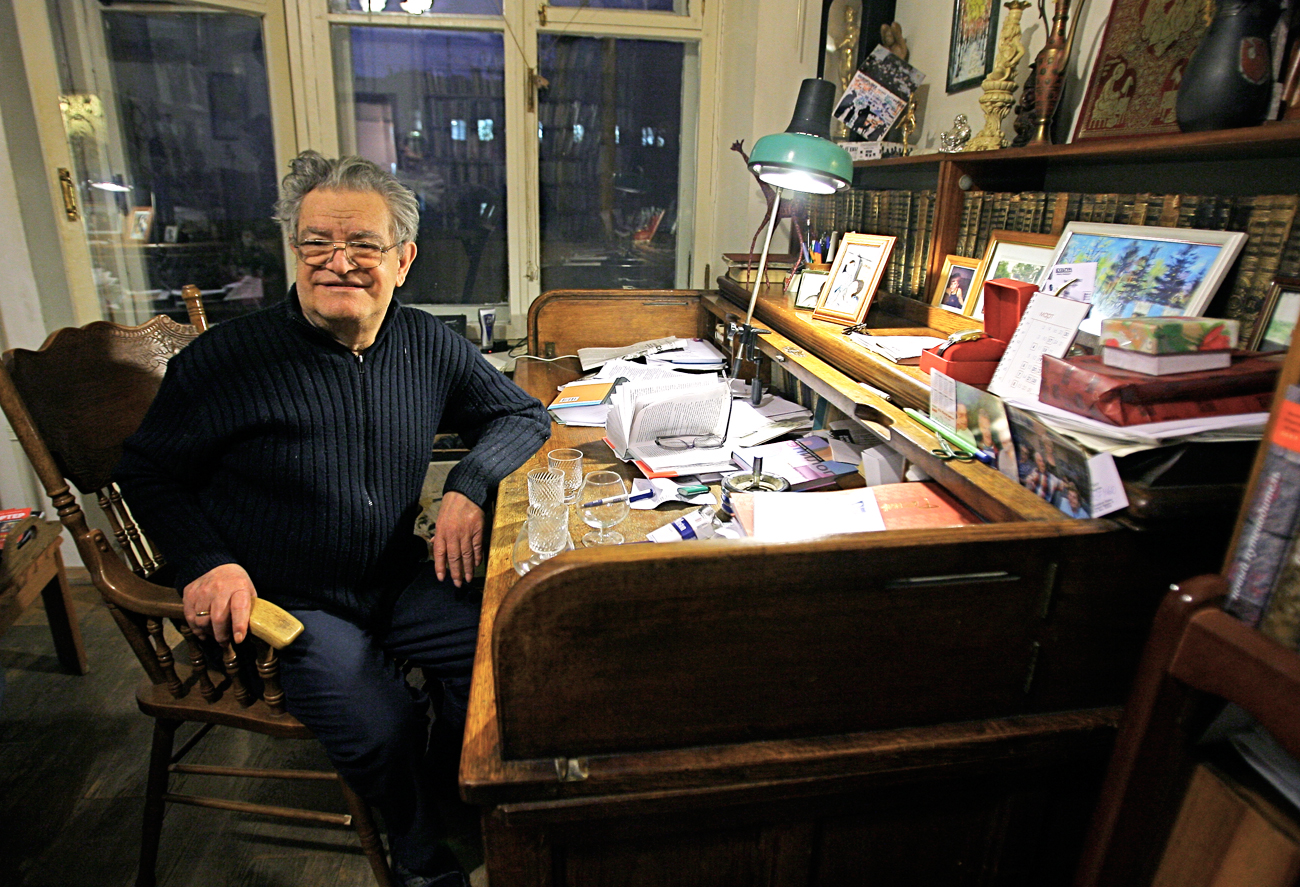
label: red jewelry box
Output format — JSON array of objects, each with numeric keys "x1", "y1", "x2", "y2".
[{"x1": 919, "y1": 278, "x2": 1037, "y2": 385}]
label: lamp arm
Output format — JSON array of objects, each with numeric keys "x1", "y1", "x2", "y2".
[{"x1": 744, "y1": 188, "x2": 784, "y2": 327}]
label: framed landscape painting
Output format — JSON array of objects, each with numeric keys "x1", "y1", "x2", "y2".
[
  {"x1": 1045, "y1": 223, "x2": 1246, "y2": 328},
  {"x1": 1249, "y1": 277, "x2": 1300, "y2": 352},
  {"x1": 967, "y1": 230, "x2": 1058, "y2": 318}
]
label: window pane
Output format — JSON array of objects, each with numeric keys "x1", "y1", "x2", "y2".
[
  {"x1": 548, "y1": 0, "x2": 683, "y2": 10},
  {"x1": 538, "y1": 36, "x2": 683, "y2": 292},
  {"x1": 335, "y1": 26, "x2": 507, "y2": 305},
  {"x1": 329, "y1": 0, "x2": 503, "y2": 15},
  {"x1": 95, "y1": 12, "x2": 284, "y2": 325}
]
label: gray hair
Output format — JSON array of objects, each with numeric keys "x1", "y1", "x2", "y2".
[{"x1": 274, "y1": 150, "x2": 419, "y2": 245}]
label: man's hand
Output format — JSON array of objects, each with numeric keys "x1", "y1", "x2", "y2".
[
  {"x1": 184, "y1": 563, "x2": 258, "y2": 645},
  {"x1": 431, "y1": 491, "x2": 485, "y2": 587}
]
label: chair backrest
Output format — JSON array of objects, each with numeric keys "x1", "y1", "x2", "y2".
[{"x1": 0, "y1": 302, "x2": 292, "y2": 712}]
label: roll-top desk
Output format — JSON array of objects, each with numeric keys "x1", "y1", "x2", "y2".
[{"x1": 459, "y1": 285, "x2": 1239, "y2": 886}]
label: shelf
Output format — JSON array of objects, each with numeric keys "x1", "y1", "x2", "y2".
[{"x1": 857, "y1": 121, "x2": 1300, "y2": 172}]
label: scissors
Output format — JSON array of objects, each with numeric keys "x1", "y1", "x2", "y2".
[{"x1": 931, "y1": 437, "x2": 975, "y2": 462}]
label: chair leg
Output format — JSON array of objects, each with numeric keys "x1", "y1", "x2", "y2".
[
  {"x1": 338, "y1": 777, "x2": 397, "y2": 887},
  {"x1": 138, "y1": 718, "x2": 178, "y2": 887}
]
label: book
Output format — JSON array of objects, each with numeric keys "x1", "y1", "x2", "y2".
[
  {"x1": 0, "y1": 507, "x2": 35, "y2": 550},
  {"x1": 604, "y1": 375, "x2": 735, "y2": 474},
  {"x1": 728, "y1": 481, "x2": 982, "y2": 541},
  {"x1": 1259, "y1": 530, "x2": 1300, "y2": 650},
  {"x1": 730, "y1": 436, "x2": 862, "y2": 492},
  {"x1": 832, "y1": 46, "x2": 925, "y2": 141},
  {"x1": 1100, "y1": 346, "x2": 1232, "y2": 376},
  {"x1": 547, "y1": 378, "x2": 620, "y2": 426},
  {"x1": 1224, "y1": 385, "x2": 1300, "y2": 626}
]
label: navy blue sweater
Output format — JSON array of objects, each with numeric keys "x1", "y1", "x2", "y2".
[{"x1": 115, "y1": 290, "x2": 550, "y2": 621}]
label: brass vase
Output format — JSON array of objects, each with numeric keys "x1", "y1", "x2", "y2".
[{"x1": 1029, "y1": 0, "x2": 1071, "y2": 145}]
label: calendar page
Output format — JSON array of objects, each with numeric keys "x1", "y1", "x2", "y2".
[{"x1": 987, "y1": 294, "x2": 1091, "y2": 401}]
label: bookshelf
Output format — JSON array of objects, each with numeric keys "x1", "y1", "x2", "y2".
[{"x1": 816, "y1": 121, "x2": 1300, "y2": 340}]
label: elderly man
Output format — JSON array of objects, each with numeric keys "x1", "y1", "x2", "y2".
[{"x1": 116, "y1": 151, "x2": 550, "y2": 886}]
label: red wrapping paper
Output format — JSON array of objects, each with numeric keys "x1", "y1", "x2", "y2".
[{"x1": 1039, "y1": 352, "x2": 1283, "y2": 426}]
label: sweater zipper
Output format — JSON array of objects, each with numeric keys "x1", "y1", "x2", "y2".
[{"x1": 355, "y1": 352, "x2": 374, "y2": 509}]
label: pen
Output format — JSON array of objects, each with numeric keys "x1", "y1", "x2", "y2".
[
  {"x1": 582, "y1": 490, "x2": 654, "y2": 508},
  {"x1": 902, "y1": 407, "x2": 995, "y2": 465}
]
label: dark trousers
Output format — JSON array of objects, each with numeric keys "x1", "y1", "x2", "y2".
[{"x1": 277, "y1": 563, "x2": 480, "y2": 874}]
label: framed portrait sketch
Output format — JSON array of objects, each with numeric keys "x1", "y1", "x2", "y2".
[
  {"x1": 967, "y1": 230, "x2": 1058, "y2": 318},
  {"x1": 947, "y1": 0, "x2": 1000, "y2": 93},
  {"x1": 1249, "y1": 277, "x2": 1300, "y2": 352},
  {"x1": 931, "y1": 255, "x2": 981, "y2": 315},
  {"x1": 813, "y1": 233, "x2": 896, "y2": 325},
  {"x1": 1046, "y1": 223, "x2": 1246, "y2": 329}
]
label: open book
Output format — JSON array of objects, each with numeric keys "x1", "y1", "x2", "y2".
[{"x1": 605, "y1": 376, "x2": 734, "y2": 474}]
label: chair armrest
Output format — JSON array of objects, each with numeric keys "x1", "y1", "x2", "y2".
[
  {"x1": 79, "y1": 528, "x2": 303, "y2": 648},
  {"x1": 250, "y1": 598, "x2": 303, "y2": 649}
]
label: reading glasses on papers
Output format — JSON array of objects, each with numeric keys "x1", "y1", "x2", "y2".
[
  {"x1": 655, "y1": 433, "x2": 724, "y2": 450},
  {"x1": 293, "y1": 239, "x2": 400, "y2": 269}
]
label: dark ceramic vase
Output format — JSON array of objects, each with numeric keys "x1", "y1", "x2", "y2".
[{"x1": 1176, "y1": 0, "x2": 1282, "y2": 132}]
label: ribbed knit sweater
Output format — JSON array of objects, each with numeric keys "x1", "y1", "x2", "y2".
[{"x1": 115, "y1": 288, "x2": 550, "y2": 622}]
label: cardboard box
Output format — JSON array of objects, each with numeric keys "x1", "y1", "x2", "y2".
[{"x1": 1100, "y1": 316, "x2": 1240, "y2": 353}]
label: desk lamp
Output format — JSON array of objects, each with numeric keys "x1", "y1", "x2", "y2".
[{"x1": 733, "y1": 78, "x2": 853, "y2": 399}]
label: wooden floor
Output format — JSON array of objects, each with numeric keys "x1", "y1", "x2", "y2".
[{"x1": 0, "y1": 577, "x2": 483, "y2": 887}]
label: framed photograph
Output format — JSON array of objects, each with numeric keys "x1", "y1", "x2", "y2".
[
  {"x1": 947, "y1": 0, "x2": 1000, "y2": 93},
  {"x1": 126, "y1": 207, "x2": 154, "y2": 243},
  {"x1": 1046, "y1": 223, "x2": 1247, "y2": 328},
  {"x1": 1249, "y1": 277, "x2": 1300, "y2": 352},
  {"x1": 930, "y1": 255, "x2": 981, "y2": 315},
  {"x1": 1070, "y1": 0, "x2": 1209, "y2": 141},
  {"x1": 812, "y1": 233, "x2": 896, "y2": 325},
  {"x1": 967, "y1": 230, "x2": 1058, "y2": 318}
]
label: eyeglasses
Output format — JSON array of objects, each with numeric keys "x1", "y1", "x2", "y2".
[
  {"x1": 655, "y1": 433, "x2": 724, "y2": 450},
  {"x1": 293, "y1": 239, "x2": 400, "y2": 269}
]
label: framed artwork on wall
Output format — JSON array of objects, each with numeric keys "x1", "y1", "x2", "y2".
[
  {"x1": 947, "y1": 0, "x2": 1000, "y2": 93},
  {"x1": 1046, "y1": 223, "x2": 1247, "y2": 327},
  {"x1": 812, "y1": 233, "x2": 896, "y2": 325},
  {"x1": 1070, "y1": 0, "x2": 1209, "y2": 141}
]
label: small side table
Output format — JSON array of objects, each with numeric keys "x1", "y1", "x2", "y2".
[{"x1": 0, "y1": 517, "x2": 88, "y2": 674}]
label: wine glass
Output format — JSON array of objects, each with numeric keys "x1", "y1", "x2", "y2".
[{"x1": 579, "y1": 470, "x2": 630, "y2": 546}]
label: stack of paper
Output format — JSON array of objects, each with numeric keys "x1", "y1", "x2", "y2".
[
  {"x1": 577, "y1": 337, "x2": 680, "y2": 371},
  {"x1": 849, "y1": 333, "x2": 945, "y2": 365},
  {"x1": 644, "y1": 338, "x2": 726, "y2": 371}
]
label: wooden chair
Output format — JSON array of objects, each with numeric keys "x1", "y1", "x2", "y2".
[
  {"x1": 1072, "y1": 575, "x2": 1300, "y2": 886},
  {"x1": 0, "y1": 289, "x2": 395, "y2": 887}
]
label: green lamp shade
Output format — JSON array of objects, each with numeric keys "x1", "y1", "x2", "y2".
[{"x1": 747, "y1": 131, "x2": 852, "y2": 195}]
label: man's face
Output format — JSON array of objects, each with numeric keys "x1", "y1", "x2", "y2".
[{"x1": 294, "y1": 188, "x2": 416, "y2": 338}]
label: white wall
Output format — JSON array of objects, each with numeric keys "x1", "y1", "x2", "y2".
[
  {"x1": 712, "y1": 0, "x2": 825, "y2": 264},
  {"x1": 892, "y1": 0, "x2": 1115, "y2": 150}
]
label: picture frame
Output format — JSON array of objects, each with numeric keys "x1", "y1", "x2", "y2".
[
  {"x1": 1249, "y1": 277, "x2": 1300, "y2": 352},
  {"x1": 966, "y1": 230, "x2": 1059, "y2": 318},
  {"x1": 931, "y1": 254, "x2": 981, "y2": 315},
  {"x1": 1045, "y1": 222, "x2": 1247, "y2": 329},
  {"x1": 126, "y1": 207, "x2": 154, "y2": 243},
  {"x1": 947, "y1": 0, "x2": 1000, "y2": 93},
  {"x1": 812, "y1": 233, "x2": 896, "y2": 325}
]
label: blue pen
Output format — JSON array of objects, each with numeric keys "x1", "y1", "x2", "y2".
[{"x1": 582, "y1": 490, "x2": 654, "y2": 508}]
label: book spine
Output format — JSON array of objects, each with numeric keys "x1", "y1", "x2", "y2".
[
  {"x1": 1225, "y1": 385, "x2": 1300, "y2": 626},
  {"x1": 1259, "y1": 530, "x2": 1300, "y2": 650}
]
